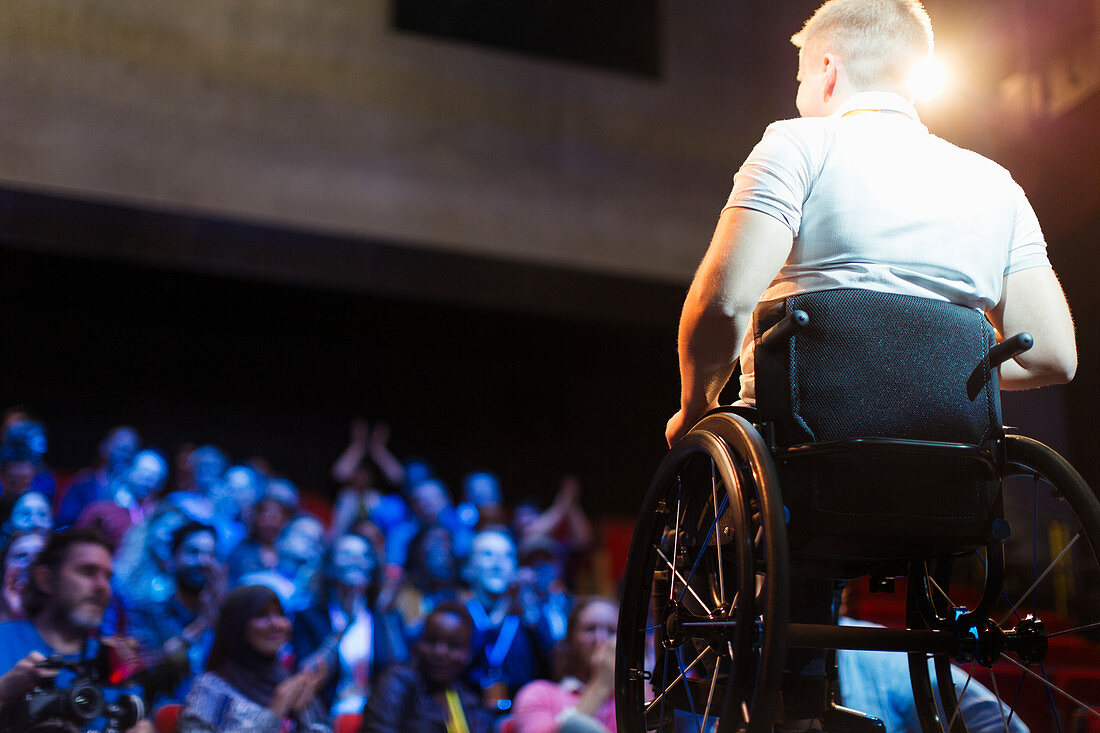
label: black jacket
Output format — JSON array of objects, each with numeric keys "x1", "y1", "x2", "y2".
[
  {"x1": 360, "y1": 664, "x2": 493, "y2": 733},
  {"x1": 291, "y1": 599, "x2": 409, "y2": 708}
]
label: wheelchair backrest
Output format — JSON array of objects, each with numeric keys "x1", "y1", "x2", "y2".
[{"x1": 752, "y1": 288, "x2": 1003, "y2": 575}]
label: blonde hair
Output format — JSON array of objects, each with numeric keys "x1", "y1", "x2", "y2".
[{"x1": 791, "y1": 0, "x2": 933, "y2": 92}]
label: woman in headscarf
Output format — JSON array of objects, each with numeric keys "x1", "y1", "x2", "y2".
[{"x1": 180, "y1": 585, "x2": 330, "y2": 733}]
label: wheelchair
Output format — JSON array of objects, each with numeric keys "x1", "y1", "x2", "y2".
[{"x1": 615, "y1": 289, "x2": 1100, "y2": 733}]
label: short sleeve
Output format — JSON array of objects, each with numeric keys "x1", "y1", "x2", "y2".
[
  {"x1": 723, "y1": 120, "x2": 824, "y2": 236},
  {"x1": 1005, "y1": 183, "x2": 1050, "y2": 275}
]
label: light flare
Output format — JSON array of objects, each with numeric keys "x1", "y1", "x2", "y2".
[{"x1": 911, "y1": 55, "x2": 950, "y2": 102}]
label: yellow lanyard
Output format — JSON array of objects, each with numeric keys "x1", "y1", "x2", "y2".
[
  {"x1": 842, "y1": 108, "x2": 912, "y2": 119},
  {"x1": 445, "y1": 688, "x2": 470, "y2": 733}
]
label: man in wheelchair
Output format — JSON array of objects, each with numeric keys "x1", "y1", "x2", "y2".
[{"x1": 662, "y1": 0, "x2": 1077, "y2": 731}]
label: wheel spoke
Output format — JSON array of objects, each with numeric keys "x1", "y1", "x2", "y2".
[
  {"x1": 699, "y1": 662, "x2": 721, "y2": 733},
  {"x1": 1000, "y1": 654, "x2": 1100, "y2": 723},
  {"x1": 675, "y1": 647, "x2": 702, "y2": 724},
  {"x1": 1048, "y1": 620, "x2": 1100, "y2": 637},
  {"x1": 645, "y1": 646, "x2": 713, "y2": 714},
  {"x1": 973, "y1": 549, "x2": 1026, "y2": 624},
  {"x1": 657, "y1": 620, "x2": 674, "y2": 729},
  {"x1": 944, "y1": 660, "x2": 976, "y2": 732},
  {"x1": 656, "y1": 546, "x2": 713, "y2": 615},
  {"x1": 712, "y1": 459, "x2": 727, "y2": 605},
  {"x1": 927, "y1": 567, "x2": 956, "y2": 609},
  {"x1": 677, "y1": 491, "x2": 729, "y2": 606},
  {"x1": 985, "y1": 666, "x2": 1012, "y2": 733},
  {"x1": 999, "y1": 533, "x2": 1080, "y2": 625},
  {"x1": 670, "y1": 480, "x2": 684, "y2": 604}
]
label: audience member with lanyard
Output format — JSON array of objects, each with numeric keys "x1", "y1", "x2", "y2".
[
  {"x1": 361, "y1": 601, "x2": 493, "y2": 733},
  {"x1": 462, "y1": 529, "x2": 547, "y2": 715}
]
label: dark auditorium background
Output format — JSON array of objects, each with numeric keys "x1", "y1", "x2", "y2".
[{"x1": 1, "y1": 0, "x2": 1098, "y2": 518}]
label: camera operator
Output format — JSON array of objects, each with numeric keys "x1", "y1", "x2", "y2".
[{"x1": 0, "y1": 528, "x2": 152, "y2": 733}]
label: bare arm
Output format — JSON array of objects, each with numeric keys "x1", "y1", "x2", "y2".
[
  {"x1": 520, "y1": 476, "x2": 590, "y2": 547},
  {"x1": 666, "y1": 208, "x2": 793, "y2": 445},
  {"x1": 331, "y1": 418, "x2": 369, "y2": 484},
  {"x1": 988, "y1": 267, "x2": 1076, "y2": 390},
  {"x1": 367, "y1": 423, "x2": 405, "y2": 487}
]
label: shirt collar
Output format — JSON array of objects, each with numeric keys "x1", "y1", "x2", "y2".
[{"x1": 832, "y1": 91, "x2": 921, "y2": 123}]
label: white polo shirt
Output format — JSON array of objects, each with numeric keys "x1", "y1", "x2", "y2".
[{"x1": 725, "y1": 91, "x2": 1051, "y2": 403}]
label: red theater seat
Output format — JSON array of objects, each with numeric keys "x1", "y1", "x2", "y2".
[
  {"x1": 153, "y1": 704, "x2": 182, "y2": 733},
  {"x1": 334, "y1": 712, "x2": 363, "y2": 733}
]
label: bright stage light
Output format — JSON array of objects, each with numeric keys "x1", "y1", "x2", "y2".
[{"x1": 910, "y1": 55, "x2": 950, "y2": 102}]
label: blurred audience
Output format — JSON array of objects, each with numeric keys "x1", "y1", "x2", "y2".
[
  {"x1": 361, "y1": 601, "x2": 493, "y2": 733},
  {"x1": 511, "y1": 597, "x2": 618, "y2": 733},
  {"x1": 180, "y1": 584, "x2": 330, "y2": 733},
  {"x1": 241, "y1": 513, "x2": 325, "y2": 613},
  {"x1": 0, "y1": 405, "x2": 617, "y2": 732},
  {"x1": 463, "y1": 529, "x2": 549, "y2": 714},
  {"x1": 74, "y1": 448, "x2": 169, "y2": 544},
  {"x1": 228, "y1": 486, "x2": 297, "y2": 581},
  {"x1": 331, "y1": 419, "x2": 406, "y2": 540},
  {"x1": 395, "y1": 524, "x2": 461, "y2": 636},
  {"x1": 0, "y1": 531, "x2": 45, "y2": 622},
  {"x1": 126, "y1": 521, "x2": 225, "y2": 704},
  {"x1": 56, "y1": 425, "x2": 139, "y2": 526},
  {"x1": 293, "y1": 533, "x2": 409, "y2": 715}
]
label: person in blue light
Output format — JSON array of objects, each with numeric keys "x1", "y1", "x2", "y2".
[
  {"x1": 228, "y1": 483, "x2": 297, "y2": 582},
  {"x1": 0, "y1": 528, "x2": 154, "y2": 732},
  {"x1": 292, "y1": 533, "x2": 408, "y2": 716},
  {"x1": 240, "y1": 513, "x2": 325, "y2": 613},
  {"x1": 57, "y1": 425, "x2": 140, "y2": 526},
  {"x1": 463, "y1": 528, "x2": 547, "y2": 716},
  {"x1": 127, "y1": 521, "x2": 226, "y2": 705},
  {"x1": 387, "y1": 478, "x2": 472, "y2": 568},
  {"x1": 209, "y1": 464, "x2": 265, "y2": 554},
  {"x1": 394, "y1": 523, "x2": 461, "y2": 637}
]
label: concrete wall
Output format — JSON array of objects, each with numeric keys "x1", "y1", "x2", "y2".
[{"x1": 0, "y1": 0, "x2": 806, "y2": 284}]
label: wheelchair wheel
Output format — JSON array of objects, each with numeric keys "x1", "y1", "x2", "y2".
[
  {"x1": 907, "y1": 435, "x2": 1100, "y2": 733},
  {"x1": 616, "y1": 410, "x2": 789, "y2": 733}
]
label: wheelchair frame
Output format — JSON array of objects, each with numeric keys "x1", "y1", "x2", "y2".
[{"x1": 615, "y1": 317, "x2": 1100, "y2": 733}]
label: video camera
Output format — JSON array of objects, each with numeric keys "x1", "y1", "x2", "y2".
[{"x1": 3, "y1": 654, "x2": 144, "y2": 733}]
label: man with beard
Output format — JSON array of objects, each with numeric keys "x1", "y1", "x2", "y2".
[
  {"x1": 0, "y1": 528, "x2": 153, "y2": 732},
  {"x1": 126, "y1": 522, "x2": 224, "y2": 704}
]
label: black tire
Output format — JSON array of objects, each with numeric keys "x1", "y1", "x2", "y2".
[
  {"x1": 907, "y1": 435, "x2": 1100, "y2": 732},
  {"x1": 616, "y1": 411, "x2": 789, "y2": 733}
]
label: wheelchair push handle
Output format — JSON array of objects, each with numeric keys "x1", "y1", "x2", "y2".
[
  {"x1": 760, "y1": 309, "x2": 809, "y2": 350},
  {"x1": 966, "y1": 332, "x2": 1034, "y2": 400},
  {"x1": 987, "y1": 332, "x2": 1034, "y2": 369}
]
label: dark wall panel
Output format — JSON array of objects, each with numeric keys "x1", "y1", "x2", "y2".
[{"x1": 0, "y1": 239, "x2": 682, "y2": 517}]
